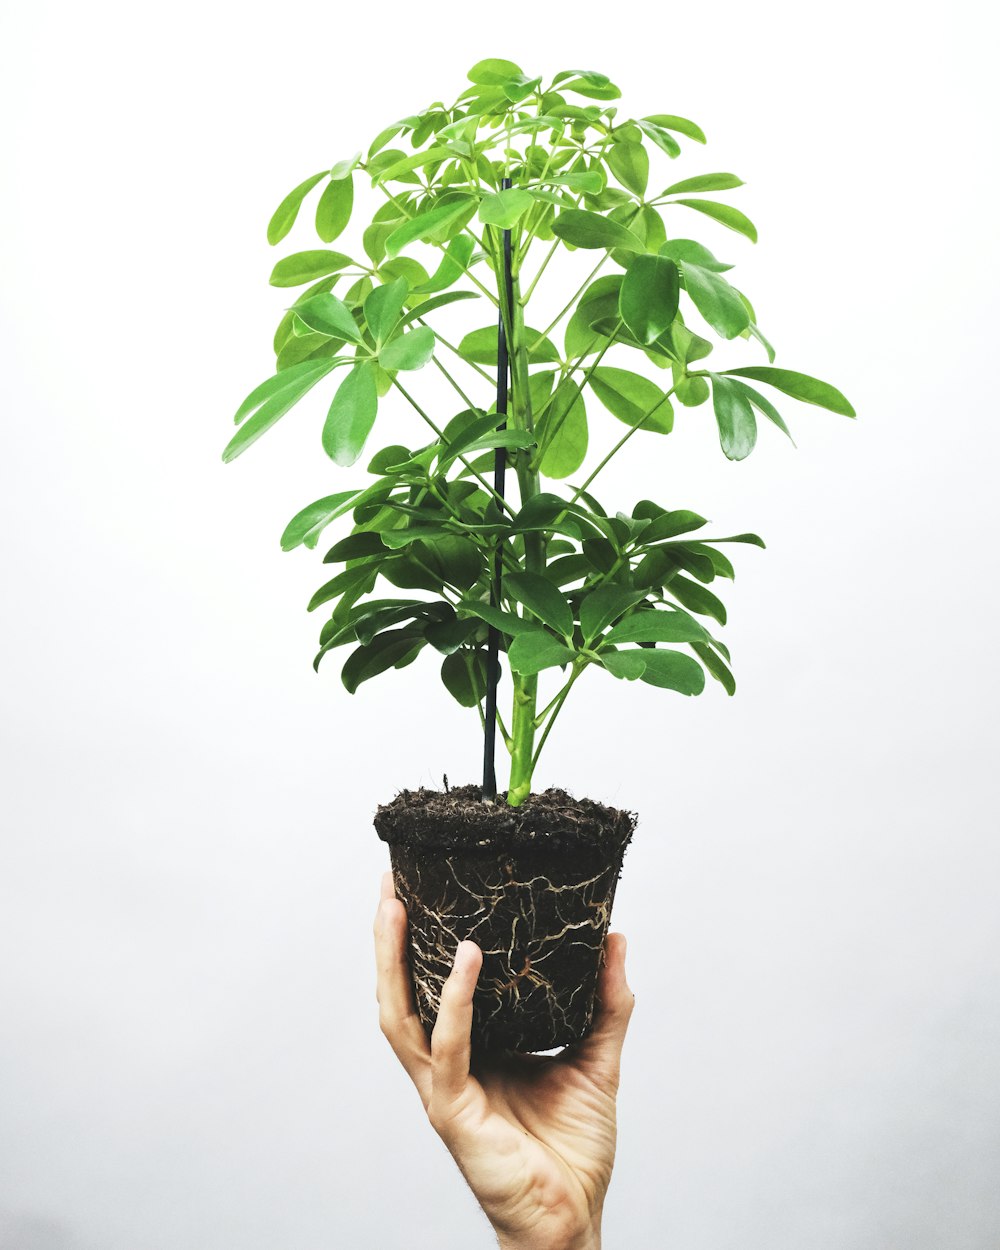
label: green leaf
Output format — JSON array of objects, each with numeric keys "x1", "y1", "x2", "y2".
[
  {"x1": 662, "y1": 172, "x2": 743, "y2": 196},
  {"x1": 600, "y1": 650, "x2": 648, "y2": 680},
  {"x1": 363, "y1": 277, "x2": 409, "y2": 345},
  {"x1": 458, "y1": 600, "x2": 544, "y2": 637},
  {"x1": 582, "y1": 536, "x2": 617, "y2": 573},
  {"x1": 479, "y1": 187, "x2": 534, "y2": 227},
  {"x1": 682, "y1": 264, "x2": 750, "y2": 339},
  {"x1": 666, "y1": 574, "x2": 727, "y2": 624},
  {"x1": 468, "y1": 57, "x2": 524, "y2": 84},
  {"x1": 351, "y1": 601, "x2": 446, "y2": 647},
  {"x1": 367, "y1": 444, "x2": 410, "y2": 473},
  {"x1": 607, "y1": 139, "x2": 648, "y2": 196},
  {"x1": 619, "y1": 255, "x2": 680, "y2": 345},
  {"x1": 379, "y1": 325, "x2": 436, "y2": 372},
  {"x1": 550, "y1": 69, "x2": 619, "y2": 99},
  {"x1": 307, "y1": 563, "x2": 379, "y2": 612},
  {"x1": 281, "y1": 487, "x2": 385, "y2": 551},
  {"x1": 722, "y1": 367, "x2": 856, "y2": 416},
  {"x1": 443, "y1": 429, "x2": 534, "y2": 468},
  {"x1": 692, "y1": 640, "x2": 736, "y2": 695},
  {"x1": 747, "y1": 322, "x2": 776, "y2": 363},
  {"x1": 323, "y1": 362, "x2": 379, "y2": 466},
  {"x1": 589, "y1": 367, "x2": 673, "y2": 433},
  {"x1": 438, "y1": 408, "x2": 502, "y2": 460},
  {"x1": 545, "y1": 171, "x2": 605, "y2": 194},
  {"x1": 267, "y1": 172, "x2": 327, "y2": 246},
  {"x1": 552, "y1": 209, "x2": 644, "y2": 252},
  {"x1": 727, "y1": 379, "x2": 794, "y2": 443},
  {"x1": 580, "y1": 586, "x2": 646, "y2": 642},
  {"x1": 385, "y1": 198, "x2": 476, "y2": 258},
  {"x1": 675, "y1": 374, "x2": 711, "y2": 407},
  {"x1": 553, "y1": 68, "x2": 614, "y2": 90},
  {"x1": 502, "y1": 74, "x2": 543, "y2": 104},
  {"x1": 434, "y1": 614, "x2": 484, "y2": 658},
  {"x1": 509, "y1": 493, "x2": 600, "y2": 542},
  {"x1": 642, "y1": 114, "x2": 706, "y2": 144},
  {"x1": 368, "y1": 126, "x2": 403, "y2": 159},
  {"x1": 634, "y1": 204, "x2": 667, "y2": 253},
  {"x1": 342, "y1": 631, "x2": 424, "y2": 694},
  {"x1": 223, "y1": 359, "x2": 339, "y2": 463},
  {"x1": 635, "y1": 121, "x2": 681, "y2": 159},
  {"x1": 545, "y1": 554, "x2": 591, "y2": 586},
  {"x1": 423, "y1": 535, "x2": 483, "y2": 590},
  {"x1": 506, "y1": 571, "x2": 573, "y2": 637},
  {"x1": 706, "y1": 531, "x2": 766, "y2": 547},
  {"x1": 270, "y1": 250, "x2": 353, "y2": 287},
  {"x1": 441, "y1": 650, "x2": 488, "y2": 706},
  {"x1": 659, "y1": 239, "x2": 732, "y2": 272},
  {"x1": 638, "y1": 649, "x2": 706, "y2": 694},
  {"x1": 397, "y1": 287, "x2": 477, "y2": 332},
  {"x1": 710, "y1": 373, "x2": 757, "y2": 460},
  {"x1": 233, "y1": 358, "x2": 337, "y2": 425},
  {"x1": 639, "y1": 509, "x2": 708, "y2": 541},
  {"x1": 686, "y1": 541, "x2": 734, "y2": 580},
  {"x1": 323, "y1": 532, "x2": 387, "y2": 563},
  {"x1": 412, "y1": 236, "x2": 476, "y2": 293},
  {"x1": 666, "y1": 320, "x2": 714, "y2": 365},
  {"x1": 458, "y1": 324, "x2": 559, "y2": 365},
  {"x1": 372, "y1": 145, "x2": 455, "y2": 183},
  {"x1": 398, "y1": 289, "x2": 479, "y2": 329},
  {"x1": 605, "y1": 608, "x2": 709, "y2": 645},
  {"x1": 293, "y1": 292, "x2": 365, "y2": 343},
  {"x1": 507, "y1": 633, "x2": 576, "y2": 676},
  {"x1": 536, "y1": 378, "x2": 588, "y2": 479},
  {"x1": 564, "y1": 274, "x2": 622, "y2": 358},
  {"x1": 670, "y1": 199, "x2": 758, "y2": 242},
  {"x1": 329, "y1": 152, "x2": 361, "y2": 180},
  {"x1": 315, "y1": 174, "x2": 354, "y2": 243}
]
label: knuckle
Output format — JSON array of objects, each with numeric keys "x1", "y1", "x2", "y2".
[{"x1": 429, "y1": 1025, "x2": 452, "y2": 1054}]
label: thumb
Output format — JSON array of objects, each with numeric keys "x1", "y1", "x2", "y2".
[{"x1": 566, "y1": 932, "x2": 634, "y2": 1084}]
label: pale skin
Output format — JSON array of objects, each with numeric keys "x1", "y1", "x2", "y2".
[{"x1": 373, "y1": 871, "x2": 635, "y2": 1250}]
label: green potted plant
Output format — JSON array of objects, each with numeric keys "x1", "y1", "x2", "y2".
[{"x1": 224, "y1": 58, "x2": 854, "y2": 1052}]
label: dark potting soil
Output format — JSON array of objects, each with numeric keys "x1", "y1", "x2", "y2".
[
  {"x1": 374, "y1": 784, "x2": 638, "y2": 1050},
  {"x1": 373, "y1": 783, "x2": 636, "y2": 855}
]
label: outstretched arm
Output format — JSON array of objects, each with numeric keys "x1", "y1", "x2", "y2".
[{"x1": 373, "y1": 871, "x2": 635, "y2": 1250}]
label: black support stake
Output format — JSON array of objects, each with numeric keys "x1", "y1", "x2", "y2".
[{"x1": 482, "y1": 176, "x2": 514, "y2": 802}]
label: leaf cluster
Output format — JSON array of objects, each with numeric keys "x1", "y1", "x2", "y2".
[{"x1": 223, "y1": 57, "x2": 855, "y2": 775}]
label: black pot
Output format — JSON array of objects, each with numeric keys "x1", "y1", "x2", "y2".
[{"x1": 374, "y1": 785, "x2": 636, "y2": 1052}]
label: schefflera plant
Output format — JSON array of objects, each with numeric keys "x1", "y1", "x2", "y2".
[{"x1": 224, "y1": 57, "x2": 854, "y2": 809}]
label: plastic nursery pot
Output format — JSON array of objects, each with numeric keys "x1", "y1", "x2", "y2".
[{"x1": 374, "y1": 785, "x2": 636, "y2": 1052}]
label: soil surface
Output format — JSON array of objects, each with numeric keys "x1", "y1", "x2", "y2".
[{"x1": 374, "y1": 783, "x2": 637, "y2": 854}]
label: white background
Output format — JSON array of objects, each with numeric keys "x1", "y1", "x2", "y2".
[{"x1": 2, "y1": 1, "x2": 998, "y2": 1247}]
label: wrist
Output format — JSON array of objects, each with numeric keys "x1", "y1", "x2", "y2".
[{"x1": 496, "y1": 1224, "x2": 601, "y2": 1250}]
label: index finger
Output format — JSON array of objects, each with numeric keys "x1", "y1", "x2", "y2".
[{"x1": 374, "y1": 871, "x2": 432, "y2": 1106}]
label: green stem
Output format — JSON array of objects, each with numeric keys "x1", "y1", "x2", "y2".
[
  {"x1": 530, "y1": 662, "x2": 585, "y2": 773},
  {"x1": 530, "y1": 254, "x2": 608, "y2": 348},
  {"x1": 429, "y1": 354, "x2": 478, "y2": 411},
  {"x1": 531, "y1": 325, "x2": 623, "y2": 464},
  {"x1": 502, "y1": 264, "x2": 544, "y2": 807},
  {"x1": 571, "y1": 385, "x2": 677, "y2": 503},
  {"x1": 416, "y1": 323, "x2": 493, "y2": 385},
  {"x1": 507, "y1": 674, "x2": 537, "y2": 805}
]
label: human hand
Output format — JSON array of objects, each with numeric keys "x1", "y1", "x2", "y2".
[{"x1": 373, "y1": 871, "x2": 635, "y2": 1250}]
